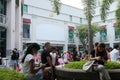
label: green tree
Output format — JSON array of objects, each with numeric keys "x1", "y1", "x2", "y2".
[
  {"x1": 82, "y1": 0, "x2": 96, "y2": 54},
  {"x1": 101, "y1": 0, "x2": 120, "y2": 26},
  {"x1": 49, "y1": 0, "x2": 61, "y2": 15},
  {"x1": 76, "y1": 24, "x2": 101, "y2": 50}
]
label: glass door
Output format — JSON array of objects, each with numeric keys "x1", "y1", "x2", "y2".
[{"x1": 0, "y1": 27, "x2": 6, "y2": 57}]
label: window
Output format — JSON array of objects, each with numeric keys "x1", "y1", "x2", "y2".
[
  {"x1": 23, "y1": 5, "x2": 28, "y2": 13},
  {"x1": 69, "y1": 15, "x2": 72, "y2": 22},
  {"x1": 0, "y1": 0, "x2": 6, "y2": 15},
  {"x1": 100, "y1": 29, "x2": 107, "y2": 41},
  {"x1": 115, "y1": 27, "x2": 120, "y2": 40},
  {"x1": 80, "y1": 18, "x2": 82, "y2": 24},
  {"x1": 23, "y1": 23, "x2": 30, "y2": 38}
]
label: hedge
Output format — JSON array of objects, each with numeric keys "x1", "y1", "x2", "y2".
[
  {"x1": 65, "y1": 60, "x2": 120, "y2": 69},
  {"x1": 0, "y1": 68, "x2": 27, "y2": 80}
]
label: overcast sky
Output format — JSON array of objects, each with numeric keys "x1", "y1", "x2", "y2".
[{"x1": 61, "y1": 0, "x2": 83, "y2": 9}]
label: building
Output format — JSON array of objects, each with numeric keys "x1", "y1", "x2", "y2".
[
  {"x1": 23, "y1": 0, "x2": 120, "y2": 53},
  {"x1": 0, "y1": 0, "x2": 23, "y2": 57},
  {"x1": 23, "y1": 0, "x2": 86, "y2": 52},
  {"x1": 93, "y1": 0, "x2": 120, "y2": 48}
]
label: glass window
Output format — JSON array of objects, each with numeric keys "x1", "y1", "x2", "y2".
[
  {"x1": 69, "y1": 15, "x2": 72, "y2": 22},
  {"x1": 23, "y1": 23, "x2": 30, "y2": 38},
  {"x1": 23, "y1": 5, "x2": 28, "y2": 13},
  {"x1": 100, "y1": 29, "x2": 107, "y2": 41},
  {"x1": 68, "y1": 30, "x2": 74, "y2": 43},
  {"x1": 0, "y1": 0, "x2": 6, "y2": 15},
  {"x1": 115, "y1": 27, "x2": 120, "y2": 40},
  {"x1": 80, "y1": 18, "x2": 82, "y2": 24}
]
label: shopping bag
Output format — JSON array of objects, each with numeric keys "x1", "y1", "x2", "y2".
[{"x1": 82, "y1": 60, "x2": 95, "y2": 72}]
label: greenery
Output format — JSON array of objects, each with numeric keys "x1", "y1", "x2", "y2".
[
  {"x1": 0, "y1": 68, "x2": 27, "y2": 80},
  {"x1": 49, "y1": 0, "x2": 61, "y2": 15},
  {"x1": 101, "y1": 0, "x2": 120, "y2": 25},
  {"x1": 65, "y1": 60, "x2": 120, "y2": 69},
  {"x1": 76, "y1": 24, "x2": 101, "y2": 50}
]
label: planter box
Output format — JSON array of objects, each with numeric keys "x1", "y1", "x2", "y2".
[{"x1": 55, "y1": 67, "x2": 120, "y2": 80}]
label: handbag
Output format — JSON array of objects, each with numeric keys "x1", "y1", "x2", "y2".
[
  {"x1": 83, "y1": 50, "x2": 97, "y2": 72},
  {"x1": 82, "y1": 60, "x2": 95, "y2": 72}
]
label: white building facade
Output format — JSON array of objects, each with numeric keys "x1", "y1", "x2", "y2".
[
  {"x1": 0, "y1": 0, "x2": 23, "y2": 57},
  {"x1": 23, "y1": 0, "x2": 86, "y2": 52},
  {"x1": 93, "y1": 0, "x2": 120, "y2": 48}
]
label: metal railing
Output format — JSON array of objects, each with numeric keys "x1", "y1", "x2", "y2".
[{"x1": 0, "y1": 13, "x2": 6, "y2": 25}]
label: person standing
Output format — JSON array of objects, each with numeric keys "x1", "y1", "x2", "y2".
[
  {"x1": 11, "y1": 48, "x2": 19, "y2": 70},
  {"x1": 110, "y1": 44, "x2": 119, "y2": 62}
]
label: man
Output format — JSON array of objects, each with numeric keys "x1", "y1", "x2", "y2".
[
  {"x1": 110, "y1": 44, "x2": 120, "y2": 62},
  {"x1": 41, "y1": 42, "x2": 52, "y2": 67},
  {"x1": 41, "y1": 42, "x2": 53, "y2": 80}
]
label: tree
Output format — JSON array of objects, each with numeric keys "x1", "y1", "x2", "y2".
[
  {"x1": 82, "y1": 0, "x2": 96, "y2": 54},
  {"x1": 49, "y1": 0, "x2": 61, "y2": 15},
  {"x1": 101, "y1": 0, "x2": 120, "y2": 26},
  {"x1": 76, "y1": 24, "x2": 101, "y2": 50}
]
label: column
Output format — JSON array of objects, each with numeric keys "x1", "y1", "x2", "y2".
[
  {"x1": 6, "y1": 0, "x2": 15, "y2": 56},
  {"x1": 15, "y1": 0, "x2": 23, "y2": 51}
]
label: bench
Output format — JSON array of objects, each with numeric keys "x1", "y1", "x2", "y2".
[{"x1": 55, "y1": 66, "x2": 120, "y2": 80}]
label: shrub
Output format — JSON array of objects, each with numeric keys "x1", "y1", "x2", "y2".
[
  {"x1": 105, "y1": 62, "x2": 120, "y2": 69},
  {"x1": 64, "y1": 60, "x2": 87, "y2": 69},
  {"x1": 65, "y1": 60, "x2": 120, "y2": 69},
  {"x1": 0, "y1": 68, "x2": 27, "y2": 80}
]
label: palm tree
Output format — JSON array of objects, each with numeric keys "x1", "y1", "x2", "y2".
[
  {"x1": 101, "y1": 0, "x2": 120, "y2": 24},
  {"x1": 82, "y1": 0, "x2": 96, "y2": 54},
  {"x1": 49, "y1": 0, "x2": 61, "y2": 15}
]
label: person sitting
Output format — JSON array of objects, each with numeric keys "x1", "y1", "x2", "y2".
[
  {"x1": 21, "y1": 43, "x2": 46, "y2": 80},
  {"x1": 90, "y1": 43, "x2": 111, "y2": 80}
]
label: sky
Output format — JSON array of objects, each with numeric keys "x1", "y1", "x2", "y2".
[{"x1": 60, "y1": 0, "x2": 83, "y2": 9}]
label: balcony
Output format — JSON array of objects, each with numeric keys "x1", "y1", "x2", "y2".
[{"x1": 0, "y1": 14, "x2": 6, "y2": 26}]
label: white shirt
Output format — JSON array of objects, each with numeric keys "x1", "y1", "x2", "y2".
[
  {"x1": 50, "y1": 52, "x2": 56, "y2": 66},
  {"x1": 22, "y1": 54, "x2": 34, "y2": 76},
  {"x1": 110, "y1": 49, "x2": 120, "y2": 62}
]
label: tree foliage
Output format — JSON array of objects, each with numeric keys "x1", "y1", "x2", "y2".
[
  {"x1": 49, "y1": 0, "x2": 61, "y2": 15},
  {"x1": 100, "y1": 0, "x2": 120, "y2": 26},
  {"x1": 76, "y1": 24, "x2": 101, "y2": 50}
]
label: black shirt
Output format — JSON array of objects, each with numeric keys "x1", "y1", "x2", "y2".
[
  {"x1": 91, "y1": 50, "x2": 108, "y2": 65},
  {"x1": 41, "y1": 49, "x2": 51, "y2": 66}
]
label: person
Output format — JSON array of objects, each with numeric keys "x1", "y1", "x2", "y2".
[
  {"x1": 90, "y1": 43, "x2": 111, "y2": 80},
  {"x1": 82, "y1": 50, "x2": 88, "y2": 60},
  {"x1": 50, "y1": 47, "x2": 58, "y2": 66},
  {"x1": 41, "y1": 42, "x2": 53, "y2": 80},
  {"x1": 110, "y1": 44, "x2": 120, "y2": 62},
  {"x1": 11, "y1": 48, "x2": 19, "y2": 70},
  {"x1": 21, "y1": 43, "x2": 46, "y2": 80},
  {"x1": 72, "y1": 47, "x2": 79, "y2": 61},
  {"x1": 106, "y1": 47, "x2": 113, "y2": 62}
]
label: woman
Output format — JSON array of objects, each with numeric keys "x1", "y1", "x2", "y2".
[
  {"x1": 11, "y1": 48, "x2": 19, "y2": 70},
  {"x1": 90, "y1": 43, "x2": 111, "y2": 80},
  {"x1": 21, "y1": 43, "x2": 45, "y2": 80}
]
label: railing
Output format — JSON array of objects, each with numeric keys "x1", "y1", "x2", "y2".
[{"x1": 0, "y1": 14, "x2": 6, "y2": 25}]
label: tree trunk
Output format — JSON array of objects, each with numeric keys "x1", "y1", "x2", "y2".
[{"x1": 88, "y1": 19, "x2": 93, "y2": 55}]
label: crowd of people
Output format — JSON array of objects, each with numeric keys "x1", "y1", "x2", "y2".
[{"x1": 9, "y1": 42, "x2": 120, "y2": 80}]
